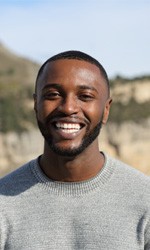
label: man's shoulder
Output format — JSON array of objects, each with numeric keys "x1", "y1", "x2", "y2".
[
  {"x1": 0, "y1": 159, "x2": 37, "y2": 196},
  {"x1": 109, "y1": 154, "x2": 150, "y2": 179},
  {"x1": 107, "y1": 154, "x2": 150, "y2": 193}
]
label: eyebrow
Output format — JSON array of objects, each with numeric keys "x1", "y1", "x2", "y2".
[
  {"x1": 78, "y1": 85, "x2": 98, "y2": 93},
  {"x1": 42, "y1": 83, "x2": 62, "y2": 91},
  {"x1": 42, "y1": 83, "x2": 98, "y2": 93}
]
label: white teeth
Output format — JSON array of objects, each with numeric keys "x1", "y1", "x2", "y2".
[
  {"x1": 56, "y1": 123, "x2": 81, "y2": 130},
  {"x1": 64, "y1": 124, "x2": 68, "y2": 129},
  {"x1": 61, "y1": 129, "x2": 79, "y2": 133}
]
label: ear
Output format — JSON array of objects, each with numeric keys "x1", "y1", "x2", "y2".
[
  {"x1": 33, "y1": 93, "x2": 37, "y2": 113},
  {"x1": 102, "y1": 98, "x2": 112, "y2": 124}
]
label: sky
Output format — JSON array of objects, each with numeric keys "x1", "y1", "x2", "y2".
[{"x1": 0, "y1": 0, "x2": 150, "y2": 78}]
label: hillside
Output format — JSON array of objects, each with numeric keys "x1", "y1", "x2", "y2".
[
  {"x1": 0, "y1": 42, "x2": 40, "y2": 132},
  {"x1": 0, "y1": 42, "x2": 39, "y2": 85},
  {"x1": 0, "y1": 42, "x2": 150, "y2": 177}
]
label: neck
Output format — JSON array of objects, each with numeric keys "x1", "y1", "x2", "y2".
[{"x1": 39, "y1": 140, "x2": 105, "y2": 182}]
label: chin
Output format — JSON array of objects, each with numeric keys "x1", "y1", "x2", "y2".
[{"x1": 48, "y1": 142, "x2": 85, "y2": 157}]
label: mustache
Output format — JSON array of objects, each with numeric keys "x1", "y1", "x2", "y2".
[{"x1": 44, "y1": 112, "x2": 90, "y2": 126}]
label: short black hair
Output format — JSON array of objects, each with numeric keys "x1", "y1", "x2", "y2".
[{"x1": 35, "y1": 50, "x2": 109, "y2": 92}]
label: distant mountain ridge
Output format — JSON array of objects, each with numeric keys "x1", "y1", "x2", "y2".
[
  {"x1": 0, "y1": 41, "x2": 40, "y2": 86},
  {"x1": 0, "y1": 41, "x2": 40, "y2": 132}
]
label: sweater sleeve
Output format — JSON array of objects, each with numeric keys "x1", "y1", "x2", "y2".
[
  {"x1": 144, "y1": 181, "x2": 150, "y2": 250},
  {"x1": 145, "y1": 222, "x2": 150, "y2": 249},
  {"x1": 0, "y1": 211, "x2": 8, "y2": 250}
]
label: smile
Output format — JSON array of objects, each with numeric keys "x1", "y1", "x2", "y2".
[{"x1": 55, "y1": 122, "x2": 81, "y2": 134}]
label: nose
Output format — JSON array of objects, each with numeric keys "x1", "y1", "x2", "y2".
[{"x1": 57, "y1": 95, "x2": 79, "y2": 115}]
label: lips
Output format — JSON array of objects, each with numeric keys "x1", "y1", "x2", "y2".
[{"x1": 46, "y1": 116, "x2": 88, "y2": 139}]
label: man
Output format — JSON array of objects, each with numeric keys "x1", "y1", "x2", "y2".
[{"x1": 0, "y1": 50, "x2": 150, "y2": 249}]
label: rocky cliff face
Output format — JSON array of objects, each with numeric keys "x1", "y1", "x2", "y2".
[
  {"x1": 0, "y1": 130, "x2": 43, "y2": 176},
  {"x1": 101, "y1": 79, "x2": 150, "y2": 175},
  {"x1": 100, "y1": 120, "x2": 150, "y2": 175}
]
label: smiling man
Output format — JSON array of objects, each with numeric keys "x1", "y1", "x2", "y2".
[
  {"x1": 0, "y1": 51, "x2": 150, "y2": 249},
  {"x1": 34, "y1": 54, "x2": 111, "y2": 182}
]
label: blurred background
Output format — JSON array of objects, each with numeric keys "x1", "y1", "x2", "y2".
[{"x1": 0, "y1": 0, "x2": 150, "y2": 177}]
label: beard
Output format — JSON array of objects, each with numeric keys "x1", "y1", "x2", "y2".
[{"x1": 37, "y1": 118, "x2": 102, "y2": 157}]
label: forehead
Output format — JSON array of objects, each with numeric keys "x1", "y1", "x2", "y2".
[{"x1": 36, "y1": 59, "x2": 106, "y2": 91}]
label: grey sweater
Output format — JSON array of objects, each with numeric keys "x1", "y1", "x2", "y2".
[{"x1": 0, "y1": 154, "x2": 150, "y2": 250}]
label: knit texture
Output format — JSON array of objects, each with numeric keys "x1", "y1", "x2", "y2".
[{"x1": 0, "y1": 154, "x2": 150, "y2": 250}]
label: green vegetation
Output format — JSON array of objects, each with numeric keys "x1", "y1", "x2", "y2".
[
  {"x1": 0, "y1": 68, "x2": 15, "y2": 76},
  {"x1": 0, "y1": 42, "x2": 40, "y2": 133},
  {"x1": 0, "y1": 82, "x2": 36, "y2": 133},
  {"x1": 109, "y1": 98, "x2": 150, "y2": 124},
  {"x1": 110, "y1": 75, "x2": 150, "y2": 87}
]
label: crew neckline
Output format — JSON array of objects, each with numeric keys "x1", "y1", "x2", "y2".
[{"x1": 30, "y1": 153, "x2": 115, "y2": 196}]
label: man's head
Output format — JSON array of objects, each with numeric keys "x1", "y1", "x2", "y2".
[
  {"x1": 35, "y1": 50, "x2": 110, "y2": 94},
  {"x1": 34, "y1": 50, "x2": 112, "y2": 157}
]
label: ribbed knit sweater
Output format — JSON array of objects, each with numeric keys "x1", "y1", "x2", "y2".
[{"x1": 0, "y1": 154, "x2": 150, "y2": 250}]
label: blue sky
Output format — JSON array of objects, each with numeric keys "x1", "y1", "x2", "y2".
[{"x1": 0, "y1": 0, "x2": 150, "y2": 77}]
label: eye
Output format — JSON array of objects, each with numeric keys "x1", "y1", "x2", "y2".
[
  {"x1": 79, "y1": 93, "x2": 94, "y2": 102},
  {"x1": 43, "y1": 91, "x2": 61, "y2": 100}
]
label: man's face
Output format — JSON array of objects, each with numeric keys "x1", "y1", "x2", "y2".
[{"x1": 34, "y1": 59, "x2": 111, "y2": 157}]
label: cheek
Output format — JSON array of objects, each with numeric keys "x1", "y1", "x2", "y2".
[
  {"x1": 83, "y1": 101, "x2": 104, "y2": 123},
  {"x1": 36, "y1": 102, "x2": 53, "y2": 121}
]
